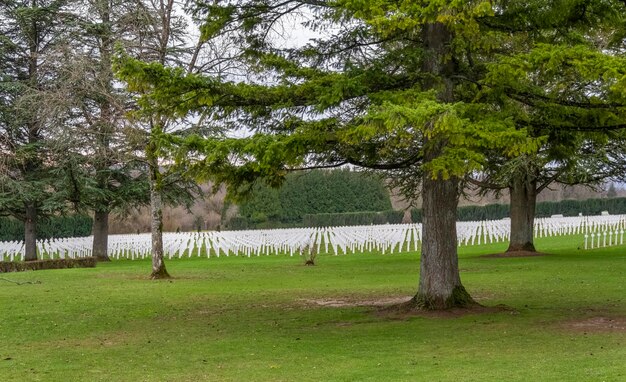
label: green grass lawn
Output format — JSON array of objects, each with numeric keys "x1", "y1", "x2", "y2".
[{"x1": 1, "y1": 235, "x2": 625, "y2": 381}]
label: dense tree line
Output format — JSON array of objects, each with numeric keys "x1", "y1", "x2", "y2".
[
  {"x1": 0, "y1": 0, "x2": 211, "y2": 271},
  {"x1": 4, "y1": 196, "x2": 626, "y2": 241},
  {"x1": 237, "y1": 195, "x2": 626, "y2": 229},
  {"x1": 236, "y1": 169, "x2": 392, "y2": 226}
]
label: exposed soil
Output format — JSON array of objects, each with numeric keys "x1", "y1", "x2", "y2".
[
  {"x1": 564, "y1": 316, "x2": 626, "y2": 333},
  {"x1": 301, "y1": 296, "x2": 517, "y2": 319},
  {"x1": 482, "y1": 251, "x2": 547, "y2": 258},
  {"x1": 376, "y1": 301, "x2": 517, "y2": 320},
  {"x1": 302, "y1": 296, "x2": 413, "y2": 308}
]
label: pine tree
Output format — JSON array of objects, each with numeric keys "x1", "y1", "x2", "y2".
[
  {"x1": 42, "y1": 0, "x2": 153, "y2": 261},
  {"x1": 118, "y1": 0, "x2": 626, "y2": 308},
  {"x1": 0, "y1": 0, "x2": 79, "y2": 261}
]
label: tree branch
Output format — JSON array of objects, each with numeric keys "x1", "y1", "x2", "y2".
[{"x1": 466, "y1": 176, "x2": 506, "y2": 191}]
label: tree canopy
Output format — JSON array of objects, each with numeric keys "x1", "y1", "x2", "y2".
[{"x1": 115, "y1": 0, "x2": 626, "y2": 307}]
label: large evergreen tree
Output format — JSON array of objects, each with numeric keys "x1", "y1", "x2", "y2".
[
  {"x1": 470, "y1": 136, "x2": 626, "y2": 253},
  {"x1": 0, "y1": 0, "x2": 79, "y2": 261},
  {"x1": 465, "y1": 0, "x2": 626, "y2": 253},
  {"x1": 44, "y1": 0, "x2": 152, "y2": 261},
  {"x1": 118, "y1": 0, "x2": 626, "y2": 308}
]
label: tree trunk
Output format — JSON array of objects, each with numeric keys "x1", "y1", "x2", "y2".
[
  {"x1": 92, "y1": 210, "x2": 111, "y2": 261},
  {"x1": 148, "y1": 149, "x2": 169, "y2": 279},
  {"x1": 507, "y1": 173, "x2": 538, "y2": 253},
  {"x1": 24, "y1": 203, "x2": 38, "y2": 261},
  {"x1": 23, "y1": 8, "x2": 39, "y2": 263},
  {"x1": 408, "y1": 22, "x2": 475, "y2": 310},
  {"x1": 143, "y1": 0, "x2": 177, "y2": 280},
  {"x1": 90, "y1": 3, "x2": 114, "y2": 262},
  {"x1": 411, "y1": 170, "x2": 475, "y2": 309}
]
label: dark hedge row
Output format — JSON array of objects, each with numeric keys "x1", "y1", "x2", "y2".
[
  {"x1": 228, "y1": 210, "x2": 404, "y2": 230},
  {"x1": 533, "y1": 197, "x2": 626, "y2": 217},
  {"x1": 0, "y1": 257, "x2": 97, "y2": 273},
  {"x1": 410, "y1": 197, "x2": 626, "y2": 223},
  {"x1": 231, "y1": 169, "x2": 394, "y2": 229},
  {"x1": 0, "y1": 215, "x2": 93, "y2": 241},
  {"x1": 410, "y1": 204, "x2": 510, "y2": 223},
  {"x1": 231, "y1": 197, "x2": 624, "y2": 229},
  {"x1": 303, "y1": 210, "x2": 405, "y2": 227}
]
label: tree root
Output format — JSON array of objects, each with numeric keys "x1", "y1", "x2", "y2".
[
  {"x1": 385, "y1": 285, "x2": 480, "y2": 312},
  {"x1": 150, "y1": 268, "x2": 171, "y2": 280}
]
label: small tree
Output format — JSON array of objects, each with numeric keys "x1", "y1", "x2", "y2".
[{"x1": 115, "y1": 0, "x2": 241, "y2": 278}]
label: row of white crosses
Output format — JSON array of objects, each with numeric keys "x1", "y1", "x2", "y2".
[
  {"x1": 37, "y1": 237, "x2": 93, "y2": 259},
  {"x1": 326, "y1": 224, "x2": 420, "y2": 255},
  {"x1": 532, "y1": 215, "x2": 626, "y2": 249},
  {"x1": 0, "y1": 237, "x2": 95, "y2": 262},
  {"x1": 158, "y1": 229, "x2": 320, "y2": 258},
  {"x1": 579, "y1": 216, "x2": 626, "y2": 249},
  {"x1": 0, "y1": 241, "x2": 23, "y2": 262},
  {"x1": 2, "y1": 214, "x2": 625, "y2": 261},
  {"x1": 457, "y1": 220, "x2": 510, "y2": 246}
]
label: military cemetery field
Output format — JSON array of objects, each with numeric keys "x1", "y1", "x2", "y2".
[{"x1": 0, "y1": 235, "x2": 624, "y2": 382}]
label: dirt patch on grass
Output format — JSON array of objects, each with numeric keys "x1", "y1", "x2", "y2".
[
  {"x1": 301, "y1": 295, "x2": 514, "y2": 319},
  {"x1": 482, "y1": 251, "x2": 547, "y2": 258},
  {"x1": 375, "y1": 302, "x2": 518, "y2": 320},
  {"x1": 302, "y1": 296, "x2": 414, "y2": 308},
  {"x1": 564, "y1": 316, "x2": 626, "y2": 332}
]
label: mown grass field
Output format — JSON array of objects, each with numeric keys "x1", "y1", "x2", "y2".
[{"x1": 0, "y1": 235, "x2": 625, "y2": 381}]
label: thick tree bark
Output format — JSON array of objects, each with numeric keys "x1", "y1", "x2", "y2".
[
  {"x1": 92, "y1": 210, "x2": 111, "y2": 261},
  {"x1": 24, "y1": 203, "x2": 38, "y2": 261},
  {"x1": 411, "y1": 160, "x2": 475, "y2": 309},
  {"x1": 507, "y1": 173, "x2": 538, "y2": 252}
]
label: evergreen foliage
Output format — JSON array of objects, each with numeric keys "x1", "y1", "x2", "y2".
[
  {"x1": 303, "y1": 210, "x2": 404, "y2": 228},
  {"x1": 237, "y1": 169, "x2": 392, "y2": 226},
  {"x1": 0, "y1": 1, "x2": 79, "y2": 219},
  {"x1": 115, "y1": 0, "x2": 626, "y2": 308}
]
